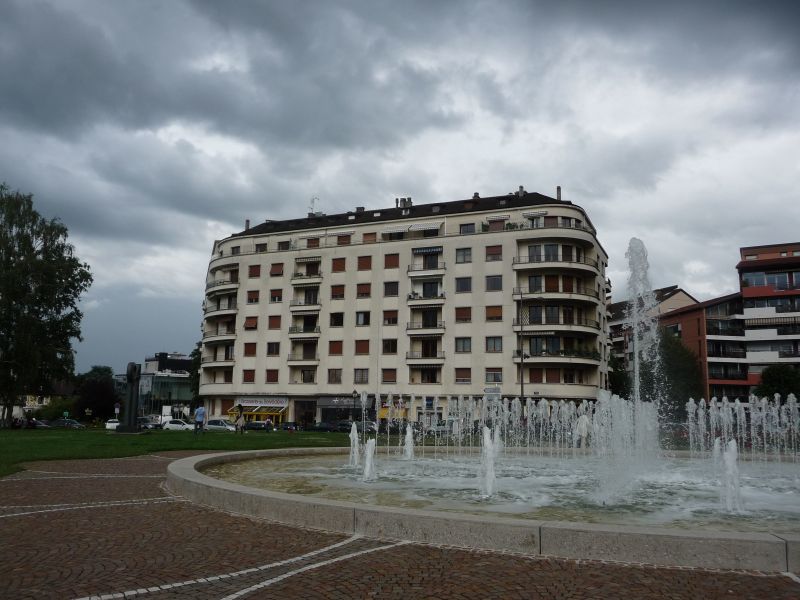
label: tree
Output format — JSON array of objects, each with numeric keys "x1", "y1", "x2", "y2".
[
  {"x1": 754, "y1": 364, "x2": 800, "y2": 400},
  {"x1": 74, "y1": 366, "x2": 120, "y2": 420},
  {"x1": 655, "y1": 332, "x2": 704, "y2": 421},
  {"x1": 608, "y1": 352, "x2": 631, "y2": 400},
  {"x1": 188, "y1": 343, "x2": 201, "y2": 411},
  {"x1": 0, "y1": 184, "x2": 93, "y2": 425}
]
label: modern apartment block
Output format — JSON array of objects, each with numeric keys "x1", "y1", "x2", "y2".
[
  {"x1": 657, "y1": 243, "x2": 800, "y2": 400},
  {"x1": 199, "y1": 188, "x2": 611, "y2": 425}
]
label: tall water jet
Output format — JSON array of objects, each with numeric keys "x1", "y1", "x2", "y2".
[
  {"x1": 362, "y1": 438, "x2": 376, "y2": 481},
  {"x1": 480, "y1": 426, "x2": 496, "y2": 497},
  {"x1": 403, "y1": 423, "x2": 415, "y2": 460},
  {"x1": 348, "y1": 422, "x2": 360, "y2": 468},
  {"x1": 721, "y1": 439, "x2": 742, "y2": 512}
]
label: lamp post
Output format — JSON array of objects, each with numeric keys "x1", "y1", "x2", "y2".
[{"x1": 517, "y1": 349, "x2": 531, "y2": 401}]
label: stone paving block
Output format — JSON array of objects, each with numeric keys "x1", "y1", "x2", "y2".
[{"x1": 773, "y1": 532, "x2": 800, "y2": 574}]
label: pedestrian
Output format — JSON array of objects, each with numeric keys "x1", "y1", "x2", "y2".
[
  {"x1": 235, "y1": 404, "x2": 245, "y2": 434},
  {"x1": 194, "y1": 404, "x2": 206, "y2": 435}
]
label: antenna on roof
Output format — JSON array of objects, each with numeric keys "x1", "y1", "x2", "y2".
[{"x1": 308, "y1": 196, "x2": 319, "y2": 214}]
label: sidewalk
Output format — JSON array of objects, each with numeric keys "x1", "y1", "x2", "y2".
[{"x1": 0, "y1": 452, "x2": 797, "y2": 599}]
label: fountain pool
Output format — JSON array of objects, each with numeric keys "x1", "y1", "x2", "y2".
[{"x1": 202, "y1": 451, "x2": 800, "y2": 534}]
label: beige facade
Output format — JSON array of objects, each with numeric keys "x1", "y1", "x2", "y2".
[{"x1": 200, "y1": 189, "x2": 610, "y2": 424}]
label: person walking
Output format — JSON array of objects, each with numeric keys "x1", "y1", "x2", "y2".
[
  {"x1": 194, "y1": 404, "x2": 206, "y2": 435},
  {"x1": 235, "y1": 404, "x2": 245, "y2": 434}
]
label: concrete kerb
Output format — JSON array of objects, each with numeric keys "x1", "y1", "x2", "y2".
[{"x1": 166, "y1": 448, "x2": 794, "y2": 573}]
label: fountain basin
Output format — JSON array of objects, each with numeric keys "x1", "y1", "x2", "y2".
[{"x1": 166, "y1": 448, "x2": 800, "y2": 573}]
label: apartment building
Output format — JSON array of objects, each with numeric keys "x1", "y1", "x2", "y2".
[
  {"x1": 199, "y1": 187, "x2": 610, "y2": 425},
  {"x1": 654, "y1": 243, "x2": 800, "y2": 400}
]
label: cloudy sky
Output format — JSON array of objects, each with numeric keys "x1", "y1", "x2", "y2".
[{"x1": 1, "y1": 0, "x2": 798, "y2": 374}]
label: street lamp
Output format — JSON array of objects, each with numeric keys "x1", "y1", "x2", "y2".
[{"x1": 517, "y1": 349, "x2": 531, "y2": 402}]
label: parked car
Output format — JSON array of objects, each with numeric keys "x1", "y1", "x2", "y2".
[
  {"x1": 244, "y1": 420, "x2": 272, "y2": 432},
  {"x1": 307, "y1": 421, "x2": 337, "y2": 432},
  {"x1": 357, "y1": 421, "x2": 378, "y2": 434},
  {"x1": 105, "y1": 419, "x2": 120, "y2": 430},
  {"x1": 25, "y1": 418, "x2": 51, "y2": 429},
  {"x1": 336, "y1": 420, "x2": 355, "y2": 432},
  {"x1": 280, "y1": 421, "x2": 302, "y2": 431},
  {"x1": 137, "y1": 417, "x2": 160, "y2": 430},
  {"x1": 162, "y1": 419, "x2": 192, "y2": 431},
  {"x1": 206, "y1": 419, "x2": 235, "y2": 432},
  {"x1": 50, "y1": 418, "x2": 86, "y2": 429}
]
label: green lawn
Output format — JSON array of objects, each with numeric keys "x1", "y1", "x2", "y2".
[{"x1": 0, "y1": 428, "x2": 349, "y2": 478}]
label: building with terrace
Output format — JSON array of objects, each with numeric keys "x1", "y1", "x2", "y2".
[{"x1": 199, "y1": 187, "x2": 611, "y2": 426}]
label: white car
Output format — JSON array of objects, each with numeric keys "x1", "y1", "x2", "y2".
[
  {"x1": 162, "y1": 419, "x2": 192, "y2": 431},
  {"x1": 105, "y1": 419, "x2": 120, "y2": 430},
  {"x1": 206, "y1": 419, "x2": 235, "y2": 432}
]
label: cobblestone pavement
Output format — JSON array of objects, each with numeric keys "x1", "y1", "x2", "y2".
[{"x1": 1, "y1": 452, "x2": 798, "y2": 599}]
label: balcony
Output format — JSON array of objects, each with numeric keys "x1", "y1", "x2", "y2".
[
  {"x1": 406, "y1": 351, "x2": 446, "y2": 363},
  {"x1": 202, "y1": 329, "x2": 236, "y2": 343},
  {"x1": 512, "y1": 255, "x2": 600, "y2": 275},
  {"x1": 203, "y1": 302, "x2": 238, "y2": 318},
  {"x1": 406, "y1": 321, "x2": 446, "y2": 336},
  {"x1": 513, "y1": 287, "x2": 600, "y2": 303},
  {"x1": 291, "y1": 272, "x2": 323, "y2": 286},
  {"x1": 706, "y1": 349, "x2": 747, "y2": 358},
  {"x1": 514, "y1": 349, "x2": 602, "y2": 365},
  {"x1": 407, "y1": 262, "x2": 446, "y2": 278},
  {"x1": 200, "y1": 357, "x2": 235, "y2": 368},
  {"x1": 511, "y1": 221, "x2": 596, "y2": 243},
  {"x1": 287, "y1": 354, "x2": 320, "y2": 363},
  {"x1": 779, "y1": 349, "x2": 800, "y2": 358},
  {"x1": 288, "y1": 326, "x2": 321, "y2": 338},
  {"x1": 513, "y1": 317, "x2": 600, "y2": 334},
  {"x1": 205, "y1": 279, "x2": 239, "y2": 294},
  {"x1": 290, "y1": 299, "x2": 322, "y2": 313},
  {"x1": 407, "y1": 292, "x2": 446, "y2": 306}
]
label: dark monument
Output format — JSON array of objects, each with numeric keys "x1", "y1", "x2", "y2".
[{"x1": 116, "y1": 362, "x2": 141, "y2": 433}]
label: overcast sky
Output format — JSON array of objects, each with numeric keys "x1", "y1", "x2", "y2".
[{"x1": 2, "y1": 0, "x2": 798, "y2": 374}]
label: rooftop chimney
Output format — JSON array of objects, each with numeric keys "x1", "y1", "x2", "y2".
[
  {"x1": 518, "y1": 185, "x2": 525, "y2": 197},
  {"x1": 473, "y1": 192, "x2": 480, "y2": 199},
  {"x1": 395, "y1": 198, "x2": 400, "y2": 208},
  {"x1": 355, "y1": 206, "x2": 364, "y2": 213},
  {"x1": 557, "y1": 186, "x2": 562, "y2": 201},
  {"x1": 245, "y1": 219, "x2": 250, "y2": 230}
]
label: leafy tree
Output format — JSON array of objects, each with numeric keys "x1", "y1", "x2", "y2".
[
  {"x1": 0, "y1": 184, "x2": 92, "y2": 425},
  {"x1": 656, "y1": 331, "x2": 704, "y2": 421},
  {"x1": 74, "y1": 365, "x2": 119, "y2": 420},
  {"x1": 754, "y1": 364, "x2": 800, "y2": 400},
  {"x1": 188, "y1": 343, "x2": 201, "y2": 410},
  {"x1": 37, "y1": 396, "x2": 76, "y2": 422},
  {"x1": 608, "y1": 352, "x2": 631, "y2": 400}
]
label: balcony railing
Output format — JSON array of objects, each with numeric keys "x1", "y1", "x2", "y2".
[
  {"x1": 205, "y1": 279, "x2": 239, "y2": 290},
  {"x1": 708, "y1": 372, "x2": 749, "y2": 380},
  {"x1": 408, "y1": 263, "x2": 446, "y2": 272},
  {"x1": 406, "y1": 352, "x2": 446, "y2": 359},
  {"x1": 776, "y1": 305, "x2": 800, "y2": 314},
  {"x1": 520, "y1": 350, "x2": 602, "y2": 360},
  {"x1": 513, "y1": 287, "x2": 599, "y2": 298},
  {"x1": 513, "y1": 317, "x2": 600, "y2": 329},
  {"x1": 706, "y1": 327, "x2": 745, "y2": 336},
  {"x1": 287, "y1": 354, "x2": 320, "y2": 361},
  {"x1": 778, "y1": 350, "x2": 800, "y2": 358},
  {"x1": 288, "y1": 326, "x2": 321, "y2": 334},
  {"x1": 204, "y1": 301, "x2": 237, "y2": 314},
  {"x1": 406, "y1": 321, "x2": 446, "y2": 330},
  {"x1": 706, "y1": 349, "x2": 747, "y2": 358},
  {"x1": 407, "y1": 292, "x2": 446, "y2": 301},
  {"x1": 201, "y1": 356, "x2": 234, "y2": 363},
  {"x1": 512, "y1": 255, "x2": 599, "y2": 268},
  {"x1": 777, "y1": 326, "x2": 800, "y2": 335},
  {"x1": 290, "y1": 300, "x2": 321, "y2": 307},
  {"x1": 291, "y1": 271, "x2": 323, "y2": 280},
  {"x1": 202, "y1": 329, "x2": 236, "y2": 338}
]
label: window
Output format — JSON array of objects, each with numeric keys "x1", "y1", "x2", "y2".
[
  {"x1": 270, "y1": 289, "x2": 282, "y2": 302},
  {"x1": 357, "y1": 256, "x2": 372, "y2": 270},
  {"x1": 544, "y1": 216, "x2": 558, "y2": 227},
  {"x1": 456, "y1": 248, "x2": 472, "y2": 263},
  {"x1": 486, "y1": 336, "x2": 503, "y2": 352},
  {"x1": 268, "y1": 315, "x2": 281, "y2": 329},
  {"x1": 242, "y1": 369, "x2": 255, "y2": 383},
  {"x1": 460, "y1": 223, "x2": 475, "y2": 234},
  {"x1": 455, "y1": 277, "x2": 472, "y2": 293},
  {"x1": 546, "y1": 368, "x2": 560, "y2": 383},
  {"x1": 277, "y1": 240, "x2": 291, "y2": 251},
  {"x1": 355, "y1": 339, "x2": 370, "y2": 354},
  {"x1": 255, "y1": 243, "x2": 267, "y2": 253},
  {"x1": 247, "y1": 290, "x2": 259, "y2": 304},
  {"x1": 301, "y1": 368, "x2": 316, "y2": 383},
  {"x1": 455, "y1": 306, "x2": 471, "y2": 323},
  {"x1": 223, "y1": 369, "x2": 233, "y2": 383},
  {"x1": 455, "y1": 337, "x2": 471, "y2": 353},
  {"x1": 488, "y1": 220, "x2": 504, "y2": 232},
  {"x1": 485, "y1": 368, "x2": 503, "y2": 383},
  {"x1": 248, "y1": 265, "x2": 261, "y2": 278},
  {"x1": 331, "y1": 284, "x2": 345, "y2": 299},
  {"x1": 356, "y1": 311, "x2": 370, "y2": 326},
  {"x1": 332, "y1": 257, "x2": 346, "y2": 272},
  {"x1": 455, "y1": 368, "x2": 471, "y2": 384},
  {"x1": 486, "y1": 245, "x2": 502, "y2": 261},
  {"x1": 354, "y1": 369, "x2": 369, "y2": 384},
  {"x1": 383, "y1": 310, "x2": 398, "y2": 325},
  {"x1": 564, "y1": 369, "x2": 576, "y2": 384},
  {"x1": 486, "y1": 275, "x2": 502, "y2": 291},
  {"x1": 270, "y1": 263, "x2": 284, "y2": 276},
  {"x1": 384, "y1": 281, "x2": 399, "y2": 296},
  {"x1": 363, "y1": 232, "x2": 377, "y2": 244},
  {"x1": 244, "y1": 316, "x2": 258, "y2": 330},
  {"x1": 544, "y1": 244, "x2": 559, "y2": 261},
  {"x1": 357, "y1": 283, "x2": 371, "y2": 298},
  {"x1": 382, "y1": 369, "x2": 397, "y2": 383},
  {"x1": 328, "y1": 369, "x2": 342, "y2": 384},
  {"x1": 337, "y1": 234, "x2": 351, "y2": 246},
  {"x1": 330, "y1": 312, "x2": 344, "y2": 327},
  {"x1": 305, "y1": 237, "x2": 319, "y2": 249},
  {"x1": 382, "y1": 339, "x2": 397, "y2": 354},
  {"x1": 422, "y1": 281, "x2": 439, "y2": 298},
  {"x1": 265, "y1": 369, "x2": 279, "y2": 383},
  {"x1": 243, "y1": 343, "x2": 257, "y2": 357},
  {"x1": 530, "y1": 368, "x2": 543, "y2": 383},
  {"x1": 545, "y1": 306, "x2": 559, "y2": 324},
  {"x1": 329, "y1": 340, "x2": 343, "y2": 355},
  {"x1": 528, "y1": 275, "x2": 542, "y2": 293},
  {"x1": 384, "y1": 253, "x2": 399, "y2": 269},
  {"x1": 231, "y1": 246, "x2": 240, "y2": 255},
  {"x1": 545, "y1": 275, "x2": 559, "y2": 292},
  {"x1": 266, "y1": 342, "x2": 280, "y2": 356},
  {"x1": 486, "y1": 306, "x2": 503, "y2": 321}
]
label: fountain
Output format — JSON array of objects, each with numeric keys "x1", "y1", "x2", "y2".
[{"x1": 169, "y1": 237, "x2": 800, "y2": 571}]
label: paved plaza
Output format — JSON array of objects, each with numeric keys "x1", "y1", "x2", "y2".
[{"x1": 1, "y1": 452, "x2": 798, "y2": 599}]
